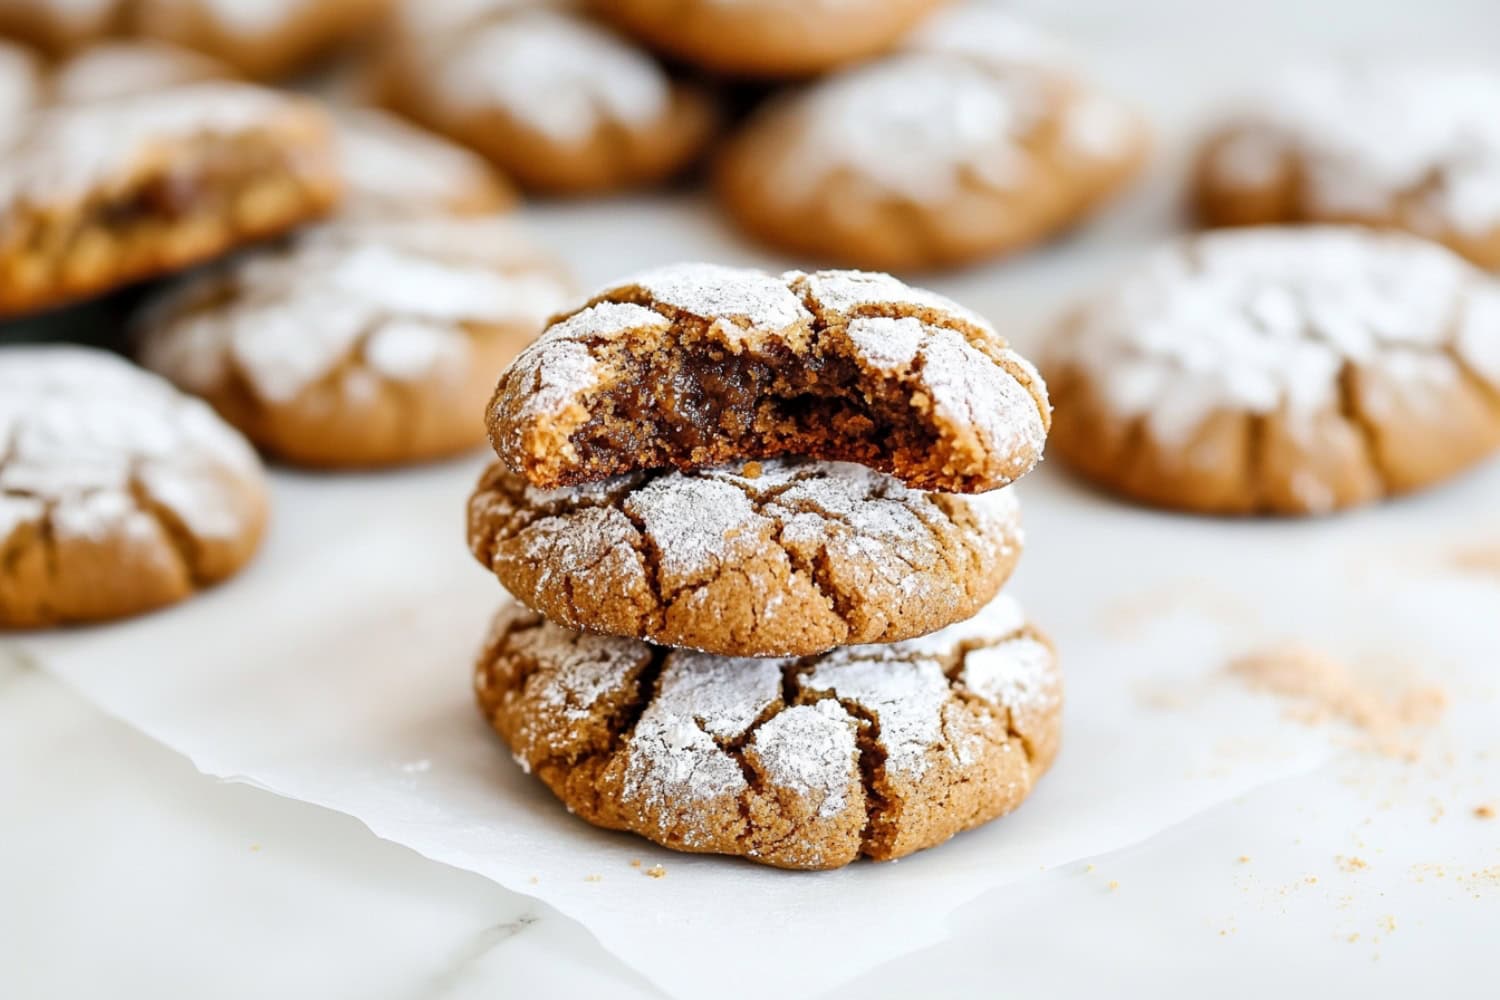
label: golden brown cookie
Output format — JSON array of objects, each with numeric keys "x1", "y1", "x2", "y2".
[
  {"x1": 715, "y1": 7, "x2": 1147, "y2": 272},
  {"x1": 0, "y1": 81, "x2": 341, "y2": 318},
  {"x1": 0, "y1": 0, "x2": 119, "y2": 55},
  {"x1": 376, "y1": 0, "x2": 715, "y2": 195},
  {"x1": 468, "y1": 458, "x2": 1023, "y2": 656},
  {"x1": 589, "y1": 0, "x2": 946, "y2": 78},
  {"x1": 136, "y1": 216, "x2": 572, "y2": 468},
  {"x1": 0, "y1": 346, "x2": 268, "y2": 629},
  {"x1": 1044, "y1": 227, "x2": 1500, "y2": 516},
  {"x1": 331, "y1": 107, "x2": 516, "y2": 218},
  {"x1": 488, "y1": 263, "x2": 1051, "y2": 492},
  {"x1": 1194, "y1": 65, "x2": 1500, "y2": 271},
  {"x1": 130, "y1": 0, "x2": 390, "y2": 80},
  {"x1": 49, "y1": 40, "x2": 230, "y2": 104},
  {"x1": 475, "y1": 594, "x2": 1060, "y2": 870}
]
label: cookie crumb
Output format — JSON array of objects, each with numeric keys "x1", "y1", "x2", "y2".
[
  {"x1": 740, "y1": 461, "x2": 763, "y2": 479},
  {"x1": 528, "y1": 876, "x2": 539, "y2": 885},
  {"x1": 1347, "y1": 933, "x2": 1360, "y2": 943},
  {"x1": 1338, "y1": 856, "x2": 1369, "y2": 872},
  {"x1": 1237, "y1": 855, "x2": 1251, "y2": 864},
  {"x1": 584, "y1": 874, "x2": 603, "y2": 882},
  {"x1": 1476, "y1": 803, "x2": 1496, "y2": 819},
  {"x1": 630, "y1": 859, "x2": 642, "y2": 867},
  {"x1": 1305, "y1": 875, "x2": 1319, "y2": 885},
  {"x1": 645, "y1": 865, "x2": 667, "y2": 879},
  {"x1": 1379, "y1": 915, "x2": 1397, "y2": 932},
  {"x1": 1107, "y1": 880, "x2": 1120, "y2": 891}
]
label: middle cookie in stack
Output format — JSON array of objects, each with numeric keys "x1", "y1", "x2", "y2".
[{"x1": 467, "y1": 263, "x2": 1058, "y2": 870}]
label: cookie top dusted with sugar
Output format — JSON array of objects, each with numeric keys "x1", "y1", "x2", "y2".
[
  {"x1": 378, "y1": 0, "x2": 715, "y2": 194},
  {"x1": 1195, "y1": 64, "x2": 1500, "y2": 270},
  {"x1": 331, "y1": 107, "x2": 517, "y2": 218},
  {"x1": 0, "y1": 81, "x2": 340, "y2": 317},
  {"x1": 130, "y1": 0, "x2": 392, "y2": 79},
  {"x1": 137, "y1": 216, "x2": 573, "y2": 468},
  {"x1": 0, "y1": 41, "x2": 42, "y2": 147},
  {"x1": 589, "y1": 0, "x2": 945, "y2": 78},
  {"x1": 0, "y1": 347, "x2": 268, "y2": 628},
  {"x1": 715, "y1": 6, "x2": 1147, "y2": 271},
  {"x1": 1045, "y1": 226, "x2": 1500, "y2": 515},
  {"x1": 474, "y1": 594, "x2": 1061, "y2": 870},
  {"x1": 468, "y1": 457, "x2": 1023, "y2": 656},
  {"x1": 49, "y1": 40, "x2": 229, "y2": 104},
  {"x1": 487, "y1": 262, "x2": 1051, "y2": 493},
  {"x1": 0, "y1": 0, "x2": 118, "y2": 55}
]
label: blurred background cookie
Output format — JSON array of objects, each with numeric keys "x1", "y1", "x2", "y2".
[
  {"x1": 331, "y1": 107, "x2": 517, "y2": 218},
  {"x1": 0, "y1": 0, "x2": 119, "y2": 55},
  {"x1": 714, "y1": 6, "x2": 1147, "y2": 271},
  {"x1": 475, "y1": 595, "x2": 1060, "y2": 870},
  {"x1": 136, "y1": 216, "x2": 572, "y2": 468},
  {"x1": 376, "y1": 0, "x2": 716, "y2": 195},
  {"x1": 1194, "y1": 64, "x2": 1500, "y2": 270},
  {"x1": 49, "y1": 39, "x2": 229, "y2": 103},
  {"x1": 0, "y1": 38, "x2": 41, "y2": 144},
  {"x1": 1044, "y1": 227, "x2": 1500, "y2": 516},
  {"x1": 468, "y1": 459, "x2": 1024, "y2": 656},
  {"x1": 0, "y1": 345, "x2": 268, "y2": 628},
  {"x1": 590, "y1": 0, "x2": 947, "y2": 78},
  {"x1": 0, "y1": 81, "x2": 341, "y2": 318}
]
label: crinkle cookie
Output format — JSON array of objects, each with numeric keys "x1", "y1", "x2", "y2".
[
  {"x1": 377, "y1": 0, "x2": 716, "y2": 194},
  {"x1": 1044, "y1": 227, "x2": 1500, "y2": 516},
  {"x1": 131, "y1": 0, "x2": 390, "y2": 79},
  {"x1": 475, "y1": 595, "x2": 1060, "y2": 870},
  {"x1": 137, "y1": 217, "x2": 573, "y2": 468},
  {"x1": 0, "y1": 347, "x2": 268, "y2": 628},
  {"x1": 331, "y1": 107, "x2": 517, "y2": 219},
  {"x1": 589, "y1": 0, "x2": 946, "y2": 78},
  {"x1": 49, "y1": 40, "x2": 230, "y2": 105},
  {"x1": 468, "y1": 458, "x2": 1023, "y2": 656},
  {"x1": 488, "y1": 263, "x2": 1050, "y2": 493},
  {"x1": 715, "y1": 7, "x2": 1147, "y2": 271},
  {"x1": 1194, "y1": 65, "x2": 1500, "y2": 271},
  {"x1": 0, "y1": 82, "x2": 341, "y2": 318}
]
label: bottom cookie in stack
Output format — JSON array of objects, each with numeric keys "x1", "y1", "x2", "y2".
[{"x1": 471, "y1": 594, "x2": 1060, "y2": 871}]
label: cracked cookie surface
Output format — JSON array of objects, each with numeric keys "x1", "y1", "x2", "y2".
[
  {"x1": 0, "y1": 346, "x2": 268, "y2": 628},
  {"x1": 137, "y1": 216, "x2": 572, "y2": 468},
  {"x1": 487, "y1": 262, "x2": 1051, "y2": 493},
  {"x1": 714, "y1": 7, "x2": 1147, "y2": 271},
  {"x1": 377, "y1": 0, "x2": 715, "y2": 194},
  {"x1": 0, "y1": 81, "x2": 341, "y2": 318},
  {"x1": 1044, "y1": 226, "x2": 1500, "y2": 515},
  {"x1": 474, "y1": 594, "x2": 1060, "y2": 870},
  {"x1": 1194, "y1": 64, "x2": 1500, "y2": 271},
  {"x1": 469, "y1": 457, "x2": 1023, "y2": 657},
  {"x1": 589, "y1": 0, "x2": 945, "y2": 78}
]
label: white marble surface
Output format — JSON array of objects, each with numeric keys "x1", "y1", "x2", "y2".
[{"x1": 7, "y1": 1, "x2": 1500, "y2": 997}]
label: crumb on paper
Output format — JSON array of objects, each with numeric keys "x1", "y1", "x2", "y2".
[
  {"x1": 1108, "y1": 880, "x2": 1120, "y2": 892},
  {"x1": 740, "y1": 461, "x2": 763, "y2": 479},
  {"x1": 1305, "y1": 875, "x2": 1319, "y2": 885},
  {"x1": 1379, "y1": 915, "x2": 1397, "y2": 933},
  {"x1": 528, "y1": 876, "x2": 539, "y2": 885},
  {"x1": 630, "y1": 859, "x2": 642, "y2": 868},
  {"x1": 1338, "y1": 856, "x2": 1369, "y2": 872},
  {"x1": 1237, "y1": 855, "x2": 1251, "y2": 864},
  {"x1": 1225, "y1": 644, "x2": 1447, "y2": 759},
  {"x1": 1347, "y1": 933, "x2": 1360, "y2": 943},
  {"x1": 1476, "y1": 803, "x2": 1496, "y2": 819},
  {"x1": 1085, "y1": 863, "x2": 1096, "y2": 873},
  {"x1": 645, "y1": 865, "x2": 667, "y2": 879}
]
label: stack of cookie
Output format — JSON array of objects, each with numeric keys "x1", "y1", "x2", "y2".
[{"x1": 467, "y1": 262, "x2": 1062, "y2": 870}]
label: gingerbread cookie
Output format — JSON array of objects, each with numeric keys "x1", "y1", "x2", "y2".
[
  {"x1": 131, "y1": 0, "x2": 390, "y2": 80},
  {"x1": 377, "y1": 0, "x2": 715, "y2": 194},
  {"x1": 715, "y1": 7, "x2": 1146, "y2": 271},
  {"x1": 136, "y1": 216, "x2": 572, "y2": 468},
  {"x1": 0, "y1": 81, "x2": 341, "y2": 318},
  {"x1": 49, "y1": 40, "x2": 229, "y2": 105},
  {"x1": 1194, "y1": 65, "x2": 1500, "y2": 270},
  {"x1": 332, "y1": 107, "x2": 516, "y2": 218},
  {"x1": 0, "y1": 0, "x2": 118, "y2": 55},
  {"x1": 1044, "y1": 227, "x2": 1500, "y2": 516},
  {"x1": 489, "y1": 263, "x2": 1050, "y2": 493},
  {"x1": 475, "y1": 594, "x2": 1060, "y2": 870},
  {"x1": 590, "y1": 0, "x2": 945, "y2": 78},
  {"x1": 468, "y1": 458, "x2": 1023, "y2": 656},
  {"x1": 0, "y1": 346, "x2": 268, "y2": 628}
]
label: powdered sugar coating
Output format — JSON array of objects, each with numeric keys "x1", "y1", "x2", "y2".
[
  {"x1": 0, "y1": 346, "x2": 263, "y2": 548},
  {"x1": 1207, "y1": 64, "x2": 1500, "y2": 236},
  {"x1": 612, "y1": 261, "x2": 811, "y2": 338},
  {"x1": 332, "y1": 107, "x2": 508, "y2": 216},
  {"x1": 50, "y1": 41, "x2": 226, "y2": 104},
  {"x1": 1047, "y1": 227, "x2": 1500, "y2": 446},
  {"x1": 0, "y1": 42, "x2": 41, "y2": 146},
  {"x1": 138, "y1": 217, "x2": 570, "y2": 405}
]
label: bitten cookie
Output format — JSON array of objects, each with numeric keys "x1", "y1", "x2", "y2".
[
  {"x1": 1194, "y1": 65, "x2": 1500, "y2": 271},
  {"x1": 331, "y1": 107, "x2": 517, "y2": 219},
  {"x1": 0, "y1": 346, "x2": 268, "y2": 628},
  {"x1": 715, "y1": 7, "x2": 1146, "y2": 271},
  {"x1": 468, "y1": 458, "x2": 1023, "y2": 656},
  {"x1": 0, "y1": 82, "x2": 341, "y2": 318},
  {"x1": 589, "y1": 0, "x2": 945, "y2": 78},
  {"x1": 475, "y1": 595, "x2": 1061, "y2": 870},
  {"x1": 488, "y1": 263, "x2": 1050, "y2": 493},
  {"x1": 136, "y1": 216, "x2": 572, "y2": 468},
  {"x1": 130, "y1": 0, "x2": 389, "y2": 80},
  {"x1": 49, "y1": 40, "x2": 230, "y2": 105},
  {"x1": 1044, "y1": 227, "x2": 1500, "y2": 516},
  {"x1": 377, "y1": 0, "x2": 716, "y2": 194}
]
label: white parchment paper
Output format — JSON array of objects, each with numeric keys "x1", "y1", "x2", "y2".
[{"x1": 17, "y1": 450, "x2": 1499, "y2": 1000}]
